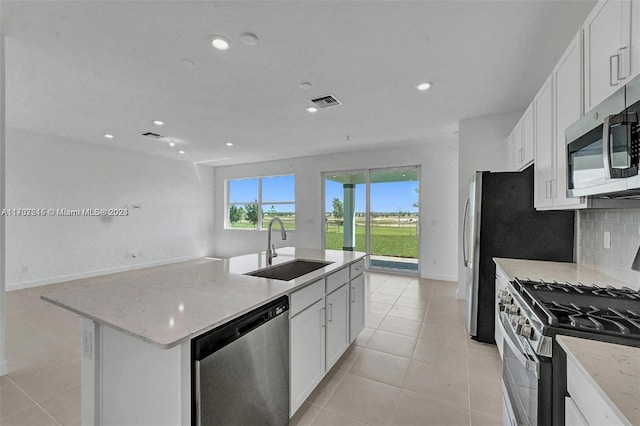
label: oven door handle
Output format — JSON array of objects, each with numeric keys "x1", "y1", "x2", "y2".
[{"x1": 498, "y1": 313, "x2": 540, "y2": 379}]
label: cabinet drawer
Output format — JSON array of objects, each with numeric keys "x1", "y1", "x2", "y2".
[
  {"x1": 349, "y1": 259, "x2": 365, "y2": 278},
  {"x1": 290, "y1": 279, "x2": 324, "y2": 317},
  {"x1": 326, "y1": 267, "x2": 349, "y2": 294}
]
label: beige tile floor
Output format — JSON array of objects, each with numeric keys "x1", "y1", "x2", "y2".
[
  {"x1": 291, "y1": 273, "x2": 503, "y2": 426},
  {"x1": 0, "y1": 271, "x2": 502, "y2": 426}
]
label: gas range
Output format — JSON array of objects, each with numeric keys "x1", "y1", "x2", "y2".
[{"x1": 498, "y1": 278, "x2": 640, "y2": 357}]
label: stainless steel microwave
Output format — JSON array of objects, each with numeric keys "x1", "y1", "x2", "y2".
[{"x1": 566, "y1": 74, "x2": 640, "y2": 198}]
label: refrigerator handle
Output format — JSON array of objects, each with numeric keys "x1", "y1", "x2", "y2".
[{"x1": 463, "y1": 198, "x2": 469, "y2": 267}]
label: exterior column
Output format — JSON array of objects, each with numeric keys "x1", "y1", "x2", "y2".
[
  {"x1": 342, "y1": 184, "x2": 355, "y2": 251},
  {"x1": 0, "y1": 33, "x2": 7, "y2": 376}
]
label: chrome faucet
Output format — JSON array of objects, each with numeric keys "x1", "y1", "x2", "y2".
[{"x1": 267, "y1": 217, "x2": 287, "y2": 265}]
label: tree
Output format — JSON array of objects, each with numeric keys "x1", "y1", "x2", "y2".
[
  {"x1": 229, "y1": 205, "x2": 244, "y2": 224},
  {"x1": 332, "y1": 198, "x2": 344, "y2": 220},
  {"x1": 412, "y1": 186, "x2": 420, "y2": 209},
  {"x1": 245, "y1": 201, "x2": 259, "y2": 225},
  {"x1": 267, "y1": 205, "x2": 278, "y2": 217}
]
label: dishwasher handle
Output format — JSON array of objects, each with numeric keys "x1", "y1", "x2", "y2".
[
  {"x1": 192, "y1": 295, "x2": 289, "y2": 361},
  {"x1": 237, "y1": 314, "x2": 268, "y2": 335}
]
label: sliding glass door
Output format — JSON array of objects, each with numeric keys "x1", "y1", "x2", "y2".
[
  {"x1": 368, "y1": 167, "x2": 419, "y2": 272},
  {"x1": 324, "y1": 171, "x2": 366, "y2": 252},
  {"x1": 323, "y1": 166, "x2": 420, "y2": 274}
]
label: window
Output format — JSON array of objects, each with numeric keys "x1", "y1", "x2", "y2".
[{"x1": 226, "y1": 175, "x2": 295, "y2": 230}]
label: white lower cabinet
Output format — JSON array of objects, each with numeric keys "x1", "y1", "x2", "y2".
[
  {"x1": 565, "y1": 397, "x2": 589, "y2": 426},
  {"x1": 349, "y1": 274, "x2": 365, "y2": 342},
  {"x1": 290, "y1": 298, "x2": 325, "y2": 415},
  {"x1": 325, "y1": 283, "x2": 350, "y2": 369},
  {"x1": 289, "y1": 261, "x2": 366, "y2": 417},
  {"x1": 494, "y1": 265, "x2": 509, "y2": 360},
  {"x1": 565, "y1": 350, "x2": 626, "y2": 426}
]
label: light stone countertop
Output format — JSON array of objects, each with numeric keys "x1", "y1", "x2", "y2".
[
  {"x1": 42, "y1": 247, "x2": 366, "y2": 349},
  {"x1": 493, "y1": 258, "x2": 635, "y2": 290},
  {"x1": 557, "y1": 335, "x2": 640, "y2": 425}
]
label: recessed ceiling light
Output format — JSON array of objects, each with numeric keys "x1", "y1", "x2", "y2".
[
  {"x1": 211, "y1": 36, "x2": 229, "y2": 50},
  {"x1": 299, "y1": 82, "x2": 312, "y2": 89},
  {"x1": 417, "y1": 82, "x2": 431, "y2": 91},
  {"x1": 240, "y1": 32, "x2": 259, "y2": 46},
  {"x1": 169, "y1": 142, "x2": 176, "y2": 147},
  {"x1": 225, "y1": 142, "x2": 234, "y2": 147},
  {"x1": 153, "y1": 120, "x2": 164, "y2": 126},
  {"x1": 306, "y1": 106, "x2": 318, "y2": 113},
  {"x1": 178, "y1": 150, "x2": 186, "y2": 154},
  {"x1": 104, "y1": 134, "x2": 114, "y2": 139}
]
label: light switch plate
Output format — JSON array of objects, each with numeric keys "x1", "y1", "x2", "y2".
[{"x1": 604, "y1": 231, "x2": 611, "y2": 249}]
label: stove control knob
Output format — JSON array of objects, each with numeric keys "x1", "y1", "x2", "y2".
[
  {"x1": 520, "y1": 324, "x2": 533, "y2": 339},
  {"x1": 514, "y1": 316, "x2": 526, "y2": 333},
  {"x1": 508, "y1": 304, "x2": 519, "y2": 316},
  {"x1": 500, "y1": 293, "x2": 513, "y2": 304}
]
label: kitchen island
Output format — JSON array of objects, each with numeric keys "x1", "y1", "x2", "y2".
[{"x1": 42, "y1": 247, "x2": 367, "y2": 425}]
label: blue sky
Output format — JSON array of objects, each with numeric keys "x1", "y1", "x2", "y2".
[
  {"x1": 324, "y1": 180, "x2": 419, "y2": 213},
  {"x1": 228, "y1": 175, "x2": 419, "y2": 213}
]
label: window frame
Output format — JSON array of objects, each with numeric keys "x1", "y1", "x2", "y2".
[{"x1": 225, "y1": 174, "x2": 295, "y2": 231}]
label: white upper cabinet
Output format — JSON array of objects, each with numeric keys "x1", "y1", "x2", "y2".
[
  {"x1": 506, "y1": 127, "x2": 517, "y2": 171},
  {"x1": 584, "y1": 0, "x2": 634, "y2": 112},
  {"x1": 632, "y1": 0, "x2": 640, "y2": 80},
  {"x1": 522, "y1": 103, "x2": 535, "y2": 167},
  {"x1": 535, "y1": 31, "x2": 588, "y2": 210},
  {"x1": 506, "y1": 104, "x2": 534, "y2": 172},
  {"x1": 534, "y1": 75, "x2": 555, "y2": 209},
  {"x1": 553, "y1": 32, "x2": 588, "y2": 209}
]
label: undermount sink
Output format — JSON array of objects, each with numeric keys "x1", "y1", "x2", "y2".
[{"x1": 245, "y1": 259, "x2": 334, "y2": 281}]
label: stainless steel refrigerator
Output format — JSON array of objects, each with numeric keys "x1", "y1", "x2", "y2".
[{"x1": 463, "y1": 165, "x2": 575, "y2": 343}]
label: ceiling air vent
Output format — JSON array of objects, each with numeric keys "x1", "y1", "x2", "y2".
[
  {"x1": 310, "y1": 94, "x2": 342, "y2": 109},
  {"x1": 142, "y1": 132, "x2": 162, "y2": 138}
]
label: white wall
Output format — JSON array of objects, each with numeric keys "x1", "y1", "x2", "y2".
[
  {"x1": 4, "y1": 128, "x2": 214, "y2": 290},
  {"x1": 1, "y1": 34, "x2": 7, "y2": 375},
  {"x1": 457, "y1": 112, "x2": 521, "y2": 298},
  {"x1": 212, "y1": 141, "x2": 459, "y2": 281}
]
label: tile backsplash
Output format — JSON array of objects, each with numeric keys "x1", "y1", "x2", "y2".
[{"x1": 578, "y1": 208, "x2": 640, "y2": 289}]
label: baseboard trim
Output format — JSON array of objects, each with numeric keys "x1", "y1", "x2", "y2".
[
  {"x1": 420, "y1": 272, "x2": 457, "y2": 282},
  {"x1": 6, "y1": 255, "x2": 202, "y2": 292}
]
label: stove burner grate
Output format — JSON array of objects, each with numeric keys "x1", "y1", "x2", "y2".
[
  {"x1": 514, "y1": 278, "x2": 640, "y2": 300},
  {"x1": 542, "y1": 301, "x2": 640, "y2": 337}
]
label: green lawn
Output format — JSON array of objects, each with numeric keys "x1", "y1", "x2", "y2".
[
  {"x1": 229, "y1": 215, "x2": 296, "y2": 230},
  {"x1": 325, "y1": 224, "x2": 418, "y2": 258},
  {"x1": 228, "y1": 215, "x2": 418, "y2": 259}
]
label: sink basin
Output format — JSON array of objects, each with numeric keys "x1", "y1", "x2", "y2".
[{"x1": 245, "y1": 259, "x2": 334, "y2": 281}]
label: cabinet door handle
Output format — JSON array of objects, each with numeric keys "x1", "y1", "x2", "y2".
[
  {"x1": 610, "y1": 54, "x2": 620, "y2": 86},
  {"x1": 328, "y1": 303, "x2": 333, "y2": 322},
  {"x1": 618, "y1": 46, "x2": 629, "y2": 80},
  {"x1": 351, "y1": 287, "x2": 356, "y2": 303}
]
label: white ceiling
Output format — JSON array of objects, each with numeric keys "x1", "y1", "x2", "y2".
[{"x1": 2, "y1": 0, "x2": 596, "y2": 167}]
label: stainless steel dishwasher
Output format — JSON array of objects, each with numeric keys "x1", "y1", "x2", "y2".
[{"x1": 192, "y1": 296, "x2": 289, "y2": 426}]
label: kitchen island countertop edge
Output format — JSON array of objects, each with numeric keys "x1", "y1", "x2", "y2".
[{"x1": 42, "y1": 247, "x2": 367, "y2": 349}]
